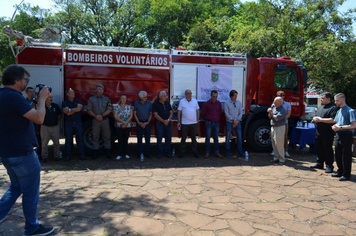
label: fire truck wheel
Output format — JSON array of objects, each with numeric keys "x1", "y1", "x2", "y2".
[{"x1": 247, "y1": 119, "x2": 272, "y2": 152}]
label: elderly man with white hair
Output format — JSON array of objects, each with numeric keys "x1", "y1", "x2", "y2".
[
  {"x1": 177, "y1": 89, "x2": 200, "y2": 159},
  {"x1": 267, "y1": 97, "x2": 287, "y2": 165},
  {"x1": 134, "y1": 91, "x2": 153, "y2": 159}
]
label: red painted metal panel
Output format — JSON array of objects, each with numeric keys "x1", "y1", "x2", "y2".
[
  {"x1": 17, "y1": 47, "x2": 63, "y2": 65},
  {"x1": 64, "y1": 65, "x2": 170, "y2": 106}
]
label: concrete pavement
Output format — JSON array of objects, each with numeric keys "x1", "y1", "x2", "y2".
[{"x1": 1, "y1": 139, "x2": 356, "y2": 236}]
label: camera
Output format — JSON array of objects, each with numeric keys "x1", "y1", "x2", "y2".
[{"x1": 36, "y1": 83, "x2": 52, "y2": 93}]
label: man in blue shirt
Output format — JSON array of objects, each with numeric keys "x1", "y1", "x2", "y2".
[
  {"x1": 331, "y1": 93, "x2": 356, "y2": 181},
  {"x1": 267, "y1": 97, "x2": 287, "y2": 165},
  {"x1": 134, "y1": 91, "x2": 153, "y2": 159},
  {"x1": 0, "y1": 65, "x2": 54, "y2": 235},
  {"x1": 62, "y1": 88, "x2": 86, "y2": 161}
]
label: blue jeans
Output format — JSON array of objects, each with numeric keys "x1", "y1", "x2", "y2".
[
  {"x1": 225, "y1": 121, "x2": 243, "y2": 155},
  {"x1": 0, "y1": 151, "x2": 41, "y2": 235},
  {"x1": 156, "y1": 121, "x2": 172, "y2": 156},
  {"x1": 136, "y1": 123, "x2": 151, "y2": 156},
  {"x1": 65, "y1": 122, "x2": 85, "y2": 157},
  {"x1": 205, "y1": 121, "x2": 220, "y2": 154}
]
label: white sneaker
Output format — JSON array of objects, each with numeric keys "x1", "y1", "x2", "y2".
[
  {"x1": 285, "y1": 152, "x2": 290, "y2": 157},
  {"x1": 116, "y1": 156, "x2": 122, "y2": 160},
  {"x1": 270, "y1": 151, "x2": 274, "y2": 156},
  {"x1": 125, "y1": 155, "x2": 130, "y2": 159}
]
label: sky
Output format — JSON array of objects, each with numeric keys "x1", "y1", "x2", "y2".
[{"x1": 1, "y1": 0, "x2": 355, "y2": 33}]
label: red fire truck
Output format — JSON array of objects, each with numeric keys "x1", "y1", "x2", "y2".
[{"x1": 15, "y1": 42, "x2": 307, "y2": 154}]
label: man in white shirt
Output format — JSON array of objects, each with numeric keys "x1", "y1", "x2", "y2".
[{"x1": 177, "y1": 89, "x2": 200, "y2": 158}]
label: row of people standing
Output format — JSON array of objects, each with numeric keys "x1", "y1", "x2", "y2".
[
  {"x1": 26, "y1": 83, "x2": 247, "y2": 161},
  {"x1": 88, "y1": 84, "x2": 246, "y2": 160},
  {"x1": 177, "y1": 89, "x2": 244, "y2": 159}
]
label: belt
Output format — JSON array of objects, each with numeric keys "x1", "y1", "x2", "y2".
[
  {"x1": 272, "y1": 125, "x2": 283, "y2": 127},
  {"x1": 139, "y1": 120, "x2": 148, "y2": 123},
  {"x1": 337, "y1": 131, "x2": 353, "y2": 135}
]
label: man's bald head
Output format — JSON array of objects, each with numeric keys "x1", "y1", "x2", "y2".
[{"x1": 274, "y1": 97, "x2": 283, "y2": 108}]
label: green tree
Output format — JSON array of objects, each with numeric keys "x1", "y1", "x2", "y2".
[
  {"x1": 53, "y1": 0, "x2": 151, "y2": 47},
  {"x1": 0, "y1": 17, "x2": 17, "y2": 73}
]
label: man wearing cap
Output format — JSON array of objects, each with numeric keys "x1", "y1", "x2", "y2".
[{"x1": 87, "y1": 84, "x2": 113, "y2": 159}]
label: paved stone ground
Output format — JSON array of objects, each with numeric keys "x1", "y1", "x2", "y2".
[{"x1": 1, "y1": 137, "x2": 356, "y2": 236}]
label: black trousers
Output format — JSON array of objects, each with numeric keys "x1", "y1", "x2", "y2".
[
  {"x1": 115, "y1": 127, "x2": 131, "y2": 156},
  {"x1": 315, "y1": 130, "x2": 335, "y2": 168},
  {"x1": 334, "y1": 132, "x2": 353, "y2": 178},
  {"x1": 180, "y1": 124, "x2": 198, "y2": 155}
]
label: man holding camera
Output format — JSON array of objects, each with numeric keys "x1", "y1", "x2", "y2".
[
  {"x1": 0, "y1": 65, "x2": 54, "y2": 235},
  {"x1": 87, "y1": 83, "x2": 113, "y2": 159}
]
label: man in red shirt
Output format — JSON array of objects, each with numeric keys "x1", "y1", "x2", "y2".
[{"x1": 202, "y1": 90, "x2": 223, "y2": 158}]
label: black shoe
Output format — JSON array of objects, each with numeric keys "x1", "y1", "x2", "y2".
[
  {"x1": 178, "y1": 153, "x2": 184, "y2": 158},
  {"x1": 54, "y1": 157, "x2": 61, "y2": 161},
  {"x1": 339, "y1": 176, "x2": 350, "y2": 181},
  {"x1": 325, "y1": 167, "x2": 334, "y2": 173},
  {"x1": 27, "y1": 224, "x2": 55, "y2": 236},
  {"x1": 106, "y1": 149, "x2": 113, "y2": 159},
  {"x1": 165, "y1": 154, "x2": 172, "y2": 158},
  {"x1": 157, "y1": 155, "x2": 162, "y2": 159},
  {"x1": 145, "y1": 155, "x2": 151, "y2": 159},
  {"x1": 42, "y1": 158, "x2": 48, "y2": 163},
  {"x1": 194, "y1": 153, "x2": 200, "y2": 158},
  {"x1": 270, "y1": 159, "x2": 279, "y2": 163},
  {"x1": 310, "y1": 164, "x2": 323, "y2": 169},
  {"x1": 331, "y1": 173, "x2": 342, "y2": 177}
]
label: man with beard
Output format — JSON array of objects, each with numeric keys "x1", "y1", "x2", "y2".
[{"x1": 0, "y1": 65, "x2": 54, "y2": 235}]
